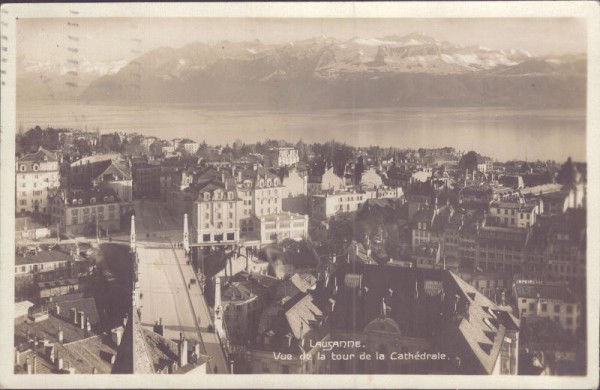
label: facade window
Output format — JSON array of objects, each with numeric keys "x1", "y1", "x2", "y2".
[
  {"x1": 203, "y1": 234, "x2": 211, "y2": 242},
  {"x1": 227, "y1": 232, "x2": 235, "y2": 241},
  {"x1": 566, "y1": 305, "x2": 573, "y2": 314},
  {"x1": 566, "y1": 317, "x2": 573, "y2": 326},
  {"x1": 554, "y1": 305, "x2": 561, "y2": 313},
  {"x1": 529, "y1": 303, "x2": 535, "y2": 311},
  {"x1": 541, "y1": 303, "x2": 547, "y2": 312}
]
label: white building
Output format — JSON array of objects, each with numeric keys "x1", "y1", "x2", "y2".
[
  {"x1": 181, "y1": 142, "x2": 200, "y2": 155},
  {"x1": 16, "y1": 147, "x2": 60, "y2": 214},
  {"x1": 489, "y1": 200, "x2": 538, "y2": 228},
  {"x1": 307, "y1": 167, "x2": 345, "y2": 196},
  {"x1": 258, "y1": 212, "x2": 308, "y2": 245},
  {"x1": 310, "y1": 188, "x2": 377, "y2": 221},
  {"x1": 192, "y1": 175, "x2": 242, "y2": 245},
  {"x1": 235, "y1": 168, "x2": 284, "y2": 238},
  {"x1": 268, "y1": 147, "x2": 299, "y2": 167},
  {"x1": 513, "y1": 279, "x2": 581, "y2": 335}
]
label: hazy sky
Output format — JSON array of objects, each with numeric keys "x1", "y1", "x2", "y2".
[{"x1": 18, "y1": 17, "x2": 586, "y2": 63}]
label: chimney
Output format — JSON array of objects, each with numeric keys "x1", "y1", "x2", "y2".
[
  {"x1": 194, "y1": 342, "x2": 200, "y2": 361},
  {"x1": 48, "y1": 343, "x2": 55, "y2": 360},
  {"x1": 237, "y1": 170, "x2": 242, "y2": 183},
  {"x1": 71, "y1": 308, "x2": 77, "y2": 325},
  {"x1": 32, "y1": 355, "x2": 37, "y2": 374},
  {"x1": 111, "y1": 327, "x2": 123, "y2": 346},
  {"x1": 14, "y1": 347, "x2": 20, "y2": 366},
  {"x1": 55, "y1": 304, "x2": 60, "y2": 316},
  {"x1": 26, "y1": 357, "x2": 32, "y2": 374},
  {"x1": 56, "y1": 351, "x2": 63, "y2": 371},
  {"x1": 179, "y1": 333, "x2": 188, "y2": 367},
  {"x1": 79, "y1": 311, "x2": 85, "y2": 329}
]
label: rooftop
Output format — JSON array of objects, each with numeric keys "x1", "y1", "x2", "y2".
[
  {"x1": 18, "y1": 147, "x2": 58, "y2": 163},
  {"x1": 513, "y1": 280, "x2": 578, "y2": 303}
]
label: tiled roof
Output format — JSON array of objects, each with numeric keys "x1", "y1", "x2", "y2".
[
  {"x1": 53, "y1": 297, "x2": 101, "y2": 328},
  {"x1": 15, "y1": 247, "x2": 73, "y2": 266},
  {"x1": 513, "y1": 280, "x2": 578, "y2": 303},
  {"x1": 18, "y1": 147, "x2": 58, "y2": 163},
  {"x1": 328, "y1": 263, "x2": 518, "y2": 374},
  {"x1": 221, "y1": 275, "x2": 270, "y2": 303},
  {"x1": 143, "y1": 329, "x2": 210, "y2": 373},
  {"x1": 60, "y1": 187, "x2": 120, "y2": 206}
]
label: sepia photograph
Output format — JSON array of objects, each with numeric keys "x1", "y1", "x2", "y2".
[{"x1": 1, "y1": 2, "x2": 598, "y2": 389}]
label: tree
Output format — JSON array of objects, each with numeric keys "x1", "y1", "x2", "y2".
[
  {"x1": 296, "y1": 139, "x2": 307, "y2": 162},
  {"x1": 355, "y1": 156, "x2": 365, "y2": 184},
  {"x1": 459, "y1": 151, "x2": 479, "y2": 172},
  {"x1": 556, "y1": 157, "x2": 579, "y2": 188}
]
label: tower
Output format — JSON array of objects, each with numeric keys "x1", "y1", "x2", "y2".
[
  {"x1": 183, "y1": 213, "x2": 190, "y2": 254},
  {"x1": 130, "y1": 215, "x2": 136, "y2": 253},
  {"x1": 214, "y1": 277, "x2": 223, "y2": 336}
]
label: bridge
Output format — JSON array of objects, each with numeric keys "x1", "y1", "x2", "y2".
[{"x1": 129, "y1": 201, "x2": 231, "y2": 374}]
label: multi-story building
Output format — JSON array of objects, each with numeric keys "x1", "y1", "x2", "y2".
[
  {"x1": 310, "y1": 188, "x2": 376, "y2": 221},
  {"x1": 192, "y1": 174, "x2": 242, "y2": 245},
  {"x1": 267, "y1": 147, "x2": 299, "y2": 168},
  {"x1": 69, "y1": 155, "x2": 133, "y2": 205},
  {"x1": 131, "y1": 162, "x2": 162, "y2": 200},
  {"x1": 280, "y1": 168, "x2": 308, "y2": 215},
  {"x1": 234, "y1": 167, "x2": 284, "y2": 238},
  {"x1": 246, "y1": 292, "x2": 330, "y2": 374},
  {"x1": 489, "y1": 200, "x2": 538, "y2": 229},
  {"x1": 545, "y1": 209, "x2": 586, "y2": 283},
  {"x1": 307, "y1": 167, "x2": 345, "y2": 197},
  {"x1": 413, "y1": 242, "x2": 441, "y2": 269},
  {"x1": 180, "y1": 141, "x2": 200, "y2": 155},
  {"x1": 476, "y1": 226, "x2": 529, "y2": 274},
  {"x1": 49, "y1": 188, "x2": 121, "y2": 237},
  {"x1": 258, "y1": 212, "x2": 308, "y2": 245},
  {"x1": 218, "y1": 272, "x2": 273, "y2": 345},
  {"x1": 513, "y1": 279, "x2": 581, "y2": 335},
  {"x1": 16, "y1": 147, "x2": 60, "y2": 214}
]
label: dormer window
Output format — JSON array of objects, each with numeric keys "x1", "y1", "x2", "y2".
[
  {"x1": 109, "y1": 196, "x2": 114, "y2": 201},
  {"x1": 103, "y1": 196, "x2": 108, "y2": 202},
  {"x1": 267, "y1": 179, "x2": 272, "y2": 187},
  {"x1": 259, "y1": 180, "x2": 264, "y2": 187},
  {"x1": 90, "y1": 197, "x2": 96, "y2": 204},
  {"x1": 204, "y1": 193, "x2": 210, "y2": 201},
  {"x1": 33, "y1": 164, "x2": 39, "y2": 171},
  {"x1": 78, "y1": 199, "x2": 83, "y2": 205},
  {"x1": 72, "y1": 199, "x2": 77, "y2": 205},
  {"x1": 19, "y1": 165, "x2": 26, "y2": 171},
  {"x1": 228, "y1": 192, "x2": 233, "y2": 200}
]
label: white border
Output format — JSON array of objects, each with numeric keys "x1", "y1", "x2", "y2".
[{"x1": 1, "y1": 2, "x2": 598, "y2": 389}]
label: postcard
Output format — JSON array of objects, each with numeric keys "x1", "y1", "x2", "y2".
[{"x1": 0, "y1": 2, "x2": 598, "y2": 389}]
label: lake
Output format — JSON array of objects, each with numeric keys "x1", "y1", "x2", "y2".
[{"x1": 16, "y1": 101, "x2": 586, "y2": 162}]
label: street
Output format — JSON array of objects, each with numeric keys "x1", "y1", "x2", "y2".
[{"x1": 134, "y1": 201, "x2": 230, "y2": 374}]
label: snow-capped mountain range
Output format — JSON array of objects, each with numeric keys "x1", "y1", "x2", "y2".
[{"x1": 18, "y1": 32, "x2": 586, "y2": 108}]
